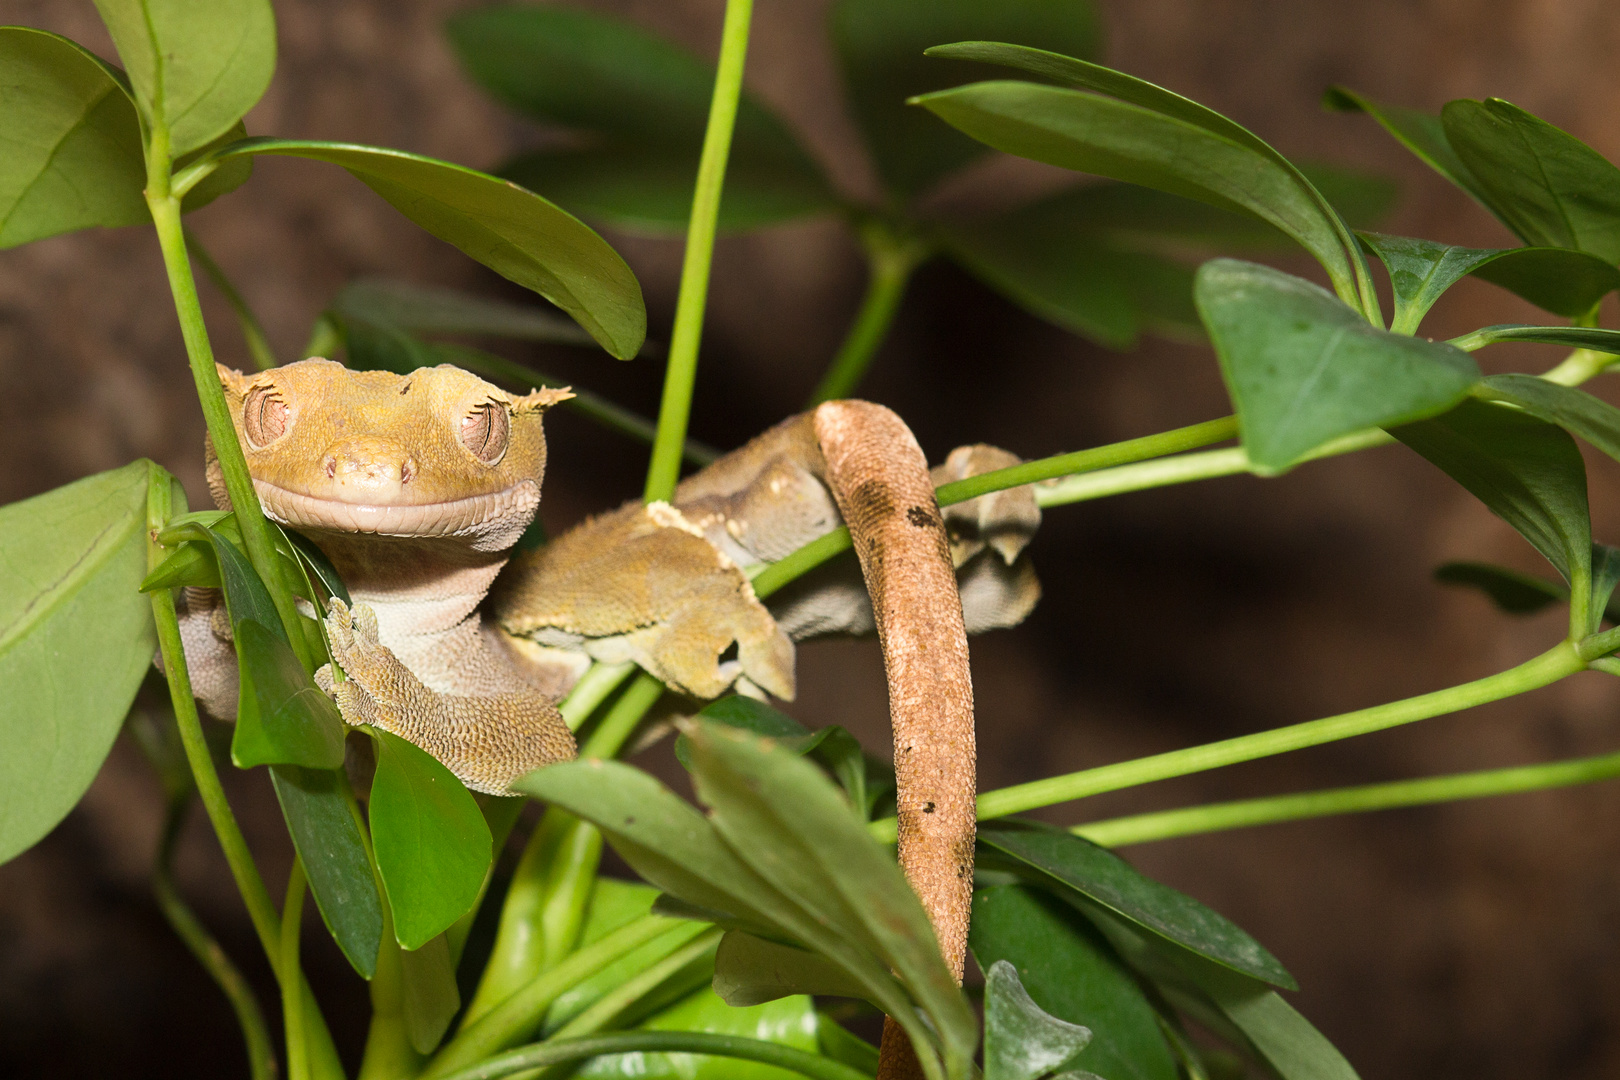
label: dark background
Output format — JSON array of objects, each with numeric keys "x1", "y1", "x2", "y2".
[{"x1": 5, "y1": 1, "x2": 1620, "y2": 1076}]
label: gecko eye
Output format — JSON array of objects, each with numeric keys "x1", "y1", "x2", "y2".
[
  {"x1": 461, "y1": 401, "x2": 510, "y2": 464},
  {"x1": 242, "y1": 385, "x2": 290, "y2": 448}
]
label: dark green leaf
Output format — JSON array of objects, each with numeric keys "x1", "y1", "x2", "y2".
[
  {"x1": 1591, "y1": 545, "x2": 1620, "y2": 631},
  {"x1": 1322, "y1": 86, "x2": 1493, "y2": 210},
  {"x1": 983, "y1": 959, "x2": 1092, "y2": 1080},
  {"x1": 333, "y1": 278, "x2": 593, "y2": 345},
  {"x1": 140, "y1": 538, "x2": 221, "y2": 591},
  {"x1": 447, "y1": 5, "x2": 834, "y2": 233},
  {"x1": 370, "y1": 729, "x2": 492, "y2": 950},
  {"x1": 0, "y1": 460, "x2": 155, "y2": 864},
  {"x1": 401, "y1": 933, "x2": 460, "y2": 1054},
  {"x1": 1195, "y1": 259, "x2": 1479, "y2": 473},
  {"x1": 685, "y1": 723, "x2": 978, "y2": 1076},
  {"x1": 1176, "y1": 950, "x2": 1361, "y2": 1080},
  {"x1": 0, "y1": 27, "x2": 145, "y2": 248},
  {"x1": 914, "y1": 51, "x2": 1369, "y2": 311},
  {"x1": 1434, "y1": 562, "x2": 1565, "y2": 615},
  {"x1": 1449, "y1": 324, "x2": 1620, "y2": 356},
  {"x1": 270, "y1": 765, "x2": 382, "y2": 979},
  {"x1": 1392, "y1": 398, "x2": 1590, "y2": 584},
  {"x1": 977, "y1": 819, "x2": 1295, "y2": 989},
  {"x1": 972, "y1": 885, "x2": 1178, "y2": 1080},
  {"x1": 696, "y1": 695, "x2": 811, "y2": 738},
  {"x1": 1358, "y1": 233, "x2": 1620, "y2": 333},
  {"x1": 283, "y1": 530, "x2": 350, "y2": 606},
  {"x1": 574, "y1": 987, "x2": 821, "y2": 1080},
  {"x1": 210, "y1": 138, "x2": 646, "y2": 359},
  {"x1": 1442, "y1": 98, "x2": 1620, "y2": 262},
  {"x1": 1480, "y1": 374, "x2": 1620, "y2": 466},
  {"x1": 687, "y1": 698, "x2": 878, "y2": 815},
  {"x1": 91, "y1": 0, "x2": 275, "y2": 156},
  {"x1": 714, "y1": 931, "x2": 871, "y2": 1006},
  {"x1": 232, "y1": 619, "x2": 345, "y2": 769},
  {"x1": 833, "y1": 0, "x2": 1103, "y2": 200},
  {"x1": 176, "y1": 121, "x2": 254, "y2": 213}
]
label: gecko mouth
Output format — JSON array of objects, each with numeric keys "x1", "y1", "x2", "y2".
[{"x1": 253, "y1": 478, "x2": 540, "y2": 539}]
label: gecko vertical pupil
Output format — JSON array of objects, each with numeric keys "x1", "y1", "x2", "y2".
[
  {"x1": 242, "y1": 385, "x2": 289, "y2": 448},
  {"x1": 461, "y1": 401, "x2": 510, "y2": 464}
]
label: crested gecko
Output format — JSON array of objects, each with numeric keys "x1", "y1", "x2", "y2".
[{"x1": 179, "y1": 358, "x2": 1040, "y2": 799}]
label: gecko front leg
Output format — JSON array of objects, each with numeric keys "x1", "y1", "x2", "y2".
[{"x1": 320, "y1": 599, "x2": 575, "y2": 794}]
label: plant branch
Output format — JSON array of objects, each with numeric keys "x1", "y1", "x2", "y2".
[
  {"x1": 186, "y1": 227, "x2": 280, "y2": 371},
  {"x1": 644, "y1": 0, "x2": 755, "y2": 502},
  {"x1": 430, "y1": 1031, "x2": 874, "y2": 1080},
  {"x1": 281, "y1": 859, "x2": 310, "y2": 1080},
  {"x1": 807, "y1": 222, "x2": 929, "y2": 406},
  {"x1": 546, "y1": 927, "x2": 722, "y2": 1042}
]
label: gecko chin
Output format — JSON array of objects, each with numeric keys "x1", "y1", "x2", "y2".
[{"x1": 253, "y1": 477, "x2": 540, "y2": 548}]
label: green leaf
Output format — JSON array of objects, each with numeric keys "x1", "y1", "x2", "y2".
[
  {"x1": 575, "y1": 987, "x2": 821, "y2": 1080},
  {"x1": 232, "y1": 619, "x2": 345, "y2": 769},
  {"x1": 1322, "y1": 87, "x2": 1494, "y2": 211},
  {"x1": 208, "y1": 138, "x2": 646, "y2": 359},
  {"x1": 1479, "y1": 374, "x2": 1620, "y2": 466},
  {"x1": 983, "y1": 959, "x2": 1092, "y2": 1080},
  {"x1": 1441, "y1": 98, "x2": 1620, "y2": 262},
  {"x1": 971, "y1": 885, "x2": 1178, "y2": 1080},
  {"x1": 369, "y1": 728, "x2": 492, "y2": 950},
  {"x1": 918, "y1": 44, "x2": 1373, "y2": 315},
  {"x1": 684, "y1": 723, "x2": 978, "y2": 1076},
  {"x1": 0, "y1": 460, "x2": 155, "y2": 864},
  {"x1": 1449, "y1": 324, "x2": 1620, "y2": 357},
  {"x1": 1195, "y1": 259, "x2": 1479, "y2": 473},
  {"x1": 1392, "y1": 398, "x2": 1590, "y2": 585},
  {"x1": 688, "y1": 698, "x2": 881, "y2": 818},
  {"x1": 977, "y1": 819, "x2": 1296, "y2": 989},
  {"x1": 333, "y1": 278, "x2": 593, "y2": 345},
  {"x1": 833, "y1": 0, "x2": 1103, "y2": 201},
  {"x1": 1358, "y1": 232, "x2": 1620, "y2": 333},
  {"x1": 0, "y1": 27, "x2": 145, "y2": 248},
  {"x1": 680, "y1": 696, "x2": 809, "y2": 769},
  {"x1": 1434, "y1": 562, "x2": 1566, "y2": 615},
  {"x1": 401, "y1": 933, "x2": 460, "y2": 1054},
  {"x1": 714, "y1": 931, "x2": 871, "y2": 1006},
  {"x1": 91, "y1": 0, "x2": 275, "y2": 156},
  {"x1": 446, "y1": 5, "x2": 834, "y2": 233},
  {"x1": 175, "y1": 121, "x2": 254, "y2": 213},
  {"x1": 269, "y1": 765, "x2": 382, "y2": 979},
  {"x1": 1174, "y1": 951, "x2": 1361, "y2": 1080}
]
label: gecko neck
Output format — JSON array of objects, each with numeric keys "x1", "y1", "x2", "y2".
[{"x1": 305, "y1": 531, "x2": 509, "y2": 637}]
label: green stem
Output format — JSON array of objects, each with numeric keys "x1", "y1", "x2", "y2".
[
  {"x1": 186, "y1": 227, "x2": 279, "y2": 370},
  {"x1": 643, "y1": 0, "x2": 755, "y2": 502},
  {"x1": 547, "y1": 927, "x2": 722, "y2": 1042},
  {"x1": 282, "y1": 858, "x2": 310, "y2": 1080},
  {"x1": 868, "y1": 641, "x2": 1584, "y2": 842},
  {"x1": 432, "y1": 1031, "x2": 872, "y2": 1080},
  {"x1": 1075, "y1": 746, "x2": 1620, "y2": 847},
  {"x1": 806, "y1": 223, "x2": 928, "y2": 406},
  {"x1": 426, "y1": 915, "x2": 684, "y2": 1077},
  {"x1": 1542, "y1": 348, "x2": 1616, "y2": 386},
  {"x1": 558, "y1": 662, "x2": 638, "y2": 731},
  {"x1": 153, "y1": 797, "x2": 278, "y2": 1080},
  {"x1": 579, "y1": 672, "x2": 666, "y2": 758},
  {"x1": 364, "y1": 899, "x2": 426, "y2": 1080}
]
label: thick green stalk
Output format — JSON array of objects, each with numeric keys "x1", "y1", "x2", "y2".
[
  {"x1": 430, "y1": 1031, "x2": 873, "y2": 1080},
  {"x1": 546, "y1": 927, "x2": 722, "y2": 1042},
  {"x1": 868, "y1": 641, "x2": 1584, "y2": 841},
  {"x1": 807, "y1": 223, "x2": 929, "y2": 405},
  {"x1": 580, "y1": 673, "x2": 667, "y2": 758},
  {"x1": 282, "y1": 859, "x2": 310, "y2": 1080},
  {"x1": 644, "y1": 0, "x2": 755, "y2": 502},
  {"x1": 363, "y1": 901, "x2": 426, "y2": 1080},
  {"x1": 1075, "y1": 746, "x2": 1620, "y2": 847},
  {"x1": 153, "y1": 798, "x2": 277, "y2": 1080},
  {"x1": 558, "y1": 662, "x2": 638, "y2": 731},
  {"x1": 427, "y1": 915, "x2": 683, "y2": 1077},
  {"x1": 186, "y1": 228, "x2": 279, "y2": 370}
]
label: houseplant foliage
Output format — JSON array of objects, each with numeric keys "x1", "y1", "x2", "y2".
[{"x1": 3, "y1": 1, "x2": 1620, "y2": 1079}]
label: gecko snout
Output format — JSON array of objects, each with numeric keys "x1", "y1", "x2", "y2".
[{"x1": 321, "y1": 436, "x2": 419, "y2": 499}]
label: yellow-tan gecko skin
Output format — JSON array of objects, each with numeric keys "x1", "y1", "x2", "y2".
[{"x1": 180, "y1": 359, "x2": 1040, "y2": 804}]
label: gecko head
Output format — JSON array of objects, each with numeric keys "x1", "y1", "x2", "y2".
[{"x1": 206, "y1": 358, "x2": 572, "y2": 551}]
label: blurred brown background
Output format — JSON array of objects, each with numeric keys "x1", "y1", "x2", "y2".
[{"x1": 5, "y1": 0, "x2": 1620, "y2": 1076}]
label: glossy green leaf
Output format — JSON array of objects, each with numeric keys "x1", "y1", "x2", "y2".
[
  {"x1": 1590, "y1": 545, "x2": 1620, "y2": 631},
  {"x1": 175, "y1": 121, "x2": 254, "y2": 213},
  {"x1": 983, "y1": 959, "x2": 1092, "y2": 1080},
  {"x1": 333, "y1": 278, "x2": 593, "y2": 345},
  {"x1": 1392, "y1": 398, "x2": 1590, "y2": 585},
  {"x1": 1434, "y1": 562, "x2": 1565, "y2": 615},
  {"x1": 1322, "y1": 87, "x2": 1494, "y2": 211},
  {"x1": 1442, "y1": 98, "x2": 1620, "y2": 262},
  {"x1": 688, "y1": 698, "x2": 879, "y2": 817},
  {"x1": 1358, "y1": 232, "x2": 1620, "y2": 333},
  {"x1": 575, "y1": 987, "x2": 821, "y2": 1080},
  {"x1": 833, "y1": 0, "x2": 1103, "y2": 200},
  {"x1": 268, "y1": 765, "x2": 381, "y2": 979},
  {"x1": 91, "y1": 0, "x2": 275, "y2": 156},
  {"x1": 971, "y1": 885, "x2": 1178, "y2": 1080},
  {"x1": 714, "y1": 931, "x2": 870, "y2": 1006},
  {"x1": 1196, "y1": 259, "x2": 1479, "y2": 473},
  {"x1": 918, "y1": 44, "x2": 1373, "y2": 314},
  {"x1": 0, "y1": 27, "x2": 145, "y2": 247},
  {"x1": 977, "y1": 819, "x2": 1295, "y2": 989},
  {"x1": 447, "y1": 5, "x2": 833, "y2": 233},
  {"x1": 370, "y1": 728, "x2": 493, "y2": 950},
  {"x1": 1480, "y1": 374, "x2": 1620, "y2": 465},
  {"x1": 210, "y1": 138, "x2": 646, "y2": 358},
  {"x1": 0, "y1": 460, "x2": 155, "y2": 864},
  {"x1": 401, "y1": 933, "x2": 460, "y2": 1054},
  {"x1": 140, "y1": 537, "x2": 221, "y2": 591},
  {"x1": 684, "y1": 723, "x2": 978, "y2": 1076},
  {"x1": 1177, "y1": 951, "x2": 1361, "y2": 1080},
  {"x1": 1449, "y1": 324, "x2": 1620, "y2": 357},
  {"x1": 232, "y1": 620, "x2": 345, "y2": 769}
]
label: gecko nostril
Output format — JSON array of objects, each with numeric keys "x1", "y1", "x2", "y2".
[
  {"x1": 401, "y1": 458, "x2": 416, "y2": 484},
  {"x1": 324, "y1": 456, "x2": 337, "y2": 479}
]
